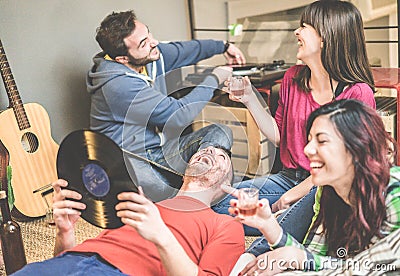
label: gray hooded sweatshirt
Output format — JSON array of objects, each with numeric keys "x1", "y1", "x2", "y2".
[{"x1": 87, "y1": 39, "x2": 225, "y2": 154}]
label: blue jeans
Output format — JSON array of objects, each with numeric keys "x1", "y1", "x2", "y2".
[
  {"x1": 125, "y1": 123, "x2": 233, "y2": 202},
  {"x1": 11, "y1": 252, "x2": 128, "y2": 275},
  {"x1": 247, "y1": 187, "x2": 316, "y2": 256},
  {"x1": 212, "y1": 169, "x2": 309, "y2": 235}
]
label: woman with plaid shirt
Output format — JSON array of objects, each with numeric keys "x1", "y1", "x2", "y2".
[{"x1": 226, "y1": 99, "x2": 400, "y2": 275}]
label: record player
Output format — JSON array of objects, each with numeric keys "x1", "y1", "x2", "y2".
[
  {"x1": 230, "y1": 60, "x2": 292, "y2": 87},
  {"x1": 230, "y1": 59, "x2": 288, "y2": 73},
  {"x1": 184, "y1": 60, "x2": 292, "y2": 88}
]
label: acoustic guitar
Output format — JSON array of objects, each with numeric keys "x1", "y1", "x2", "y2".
[{"x1": 0, "y1": 39, "x2": 58, "y2": 218}]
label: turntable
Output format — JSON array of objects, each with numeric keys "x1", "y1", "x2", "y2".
[
  {"x1": 184, "y1": 60, "x2": 292, "y2": 88},
  {"x1": 230, "y1": 60, "x2": 292, "y2": 87}
]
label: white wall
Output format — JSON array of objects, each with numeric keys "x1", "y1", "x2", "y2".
[{"x1": 0, "y1": 0, "x2": 189, "y2": 142}]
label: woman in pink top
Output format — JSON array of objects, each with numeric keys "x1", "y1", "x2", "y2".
[{"x1": 213, "y1": 0, "x2": 376, "y2": 236}]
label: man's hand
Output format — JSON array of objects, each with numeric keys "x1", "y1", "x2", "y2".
[
  {"x1": 224, "y1": 43, "x2": 246, "y2": 65},
  {"x1": 116, "y1": 187, "x2": 169, "y2": 245},
  {"x1": 52, "y1": 179, "x2": 86, "y2": 255},
  {"x1": 116, "y1": 188, "x2": 200, "y2": 276},
  {"x1": 212, "y1": 66, "x2": 232, "y2": 85},
  {"x1": 52, "y1": 179, "x2": 86, "y2": 233}
]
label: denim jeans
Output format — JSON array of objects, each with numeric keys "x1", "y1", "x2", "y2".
[
  {"x1": 125, "y1": 123, "x2": 233, "y2": 202},
  {"x1": 246, "y1": 187, "x2": 316, "y2": 256},
  {"x1": 212, "y1": 169, "x2": 309, "y2": 236},
  {"x1": 11, "y1": 252, "x2": 128, "y2": 275}
]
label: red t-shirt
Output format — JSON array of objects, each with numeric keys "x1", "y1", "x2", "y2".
[
  {"x1": 275, "y1": 65, "x2": 376, "y2": 170},
  {"x1": 70, "y1": 196, "x2": 245, "y2": 275}
]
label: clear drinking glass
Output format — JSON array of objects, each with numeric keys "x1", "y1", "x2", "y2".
[
  {"x1": 237, "y1": 187, "x2": 259, "y2": 217},
  {"x1": 229, "y1": 76, "x2": 245, "y2": 99},
  {"x1": 41, "y1": 189, "x2": 55, "y2": 227}
]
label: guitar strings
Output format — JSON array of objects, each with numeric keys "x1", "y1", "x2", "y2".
[
  {"x1": 1, "y1": 49, "x2": 29, "y2": 131},
  {"x1": 0, "y1": 52, "x2": 36, "y2": 152}
]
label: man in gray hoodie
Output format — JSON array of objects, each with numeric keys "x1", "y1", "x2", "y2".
[{"x1": 87, "y1": 10, "x2": 246, "y2": 201}]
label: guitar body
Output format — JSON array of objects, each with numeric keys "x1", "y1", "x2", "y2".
[{"x1": 0, "y1": 103, "x2": 59, "y2": 217}]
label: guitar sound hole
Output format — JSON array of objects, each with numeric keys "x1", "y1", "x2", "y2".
[{"x1": 21, "y1": 132, "x2": 39, "y2": 153}]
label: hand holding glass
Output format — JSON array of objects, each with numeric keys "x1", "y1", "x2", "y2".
[
  {"x1": 237, "y1": 187, "x2": 259, "y2": 217},
  {"x1": 229, "y1": 76, "x2": 245, "y2": 99}
]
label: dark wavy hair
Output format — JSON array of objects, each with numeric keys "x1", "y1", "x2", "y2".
[
  {"x1": 95, "y1": 10, "x2": 137, "y2": 59},
  {"x1": 306, "y1": 99, "x2": 392, "y2": 256},
  {"x1": 293, "y1": 0, "x2": 374, "y2": 92}
]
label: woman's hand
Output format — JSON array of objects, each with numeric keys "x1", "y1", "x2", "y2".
[
  {"x1": 271, "y1": 196, "x2": 291, "y2": 213},
  {"x1": 222, "y1": 76, "x2": 254, "y2": 105},
  {"x1": 240, "y1": 247, "x2": 305, "y2": 275},
  {"x1": 229, "y1": 197, "x2": 273, "y2": 231},
  {"x1": 272, "y1": 177, "x2": 314, "y2": 213},
  {"x1": 240, "y1": 252, "x2": 272, "y2": 276},
  {"x1": 52, "y1": 179, "x2": 86, "y2": 233},
  {"x1": 221, "y1": 185, "x2": 273, "y2": 231}
]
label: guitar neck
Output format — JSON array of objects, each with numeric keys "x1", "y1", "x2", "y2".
[{"x1": 0, "y1": 39, "x2": 30, "y2": 130}]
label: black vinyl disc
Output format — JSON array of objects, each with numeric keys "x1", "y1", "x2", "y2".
[{"x1": 57, "y1": 130, "x2": 137, "y2": 229}]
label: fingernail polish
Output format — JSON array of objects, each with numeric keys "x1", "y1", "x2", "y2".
[{"x1": 259, "y1": 203, "x2": 263, "y2": 207}]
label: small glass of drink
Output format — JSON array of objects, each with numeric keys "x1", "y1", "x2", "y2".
[
  {"x1": 237, "y1": 187, "x2": 259, "y2": 217},
  {"x1": 41, "y1": 189, "x2": 55, "y2": 227},
  {"x1": 229, "y1": 76, "x2": 245, "y2": 99}
]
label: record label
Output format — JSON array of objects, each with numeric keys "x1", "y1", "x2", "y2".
[{"x1": 81, "y1": 163, "x2": 110, "y2": 197}]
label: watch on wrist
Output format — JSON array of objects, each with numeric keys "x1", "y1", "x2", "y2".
[{"x1": 223, "y1": 41, "x2": 231, "y2": 53}]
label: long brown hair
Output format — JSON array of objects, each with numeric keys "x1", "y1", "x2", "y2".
[
  {"x1": 306, "y1": 99, "x2": 392, "y2": 256},
  {"x1": 294, "y1": 0, "x2": 375, "y2": 92}
]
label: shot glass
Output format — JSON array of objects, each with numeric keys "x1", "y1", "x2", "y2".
[
  {"x1": 229, "y1": 76, "x2": 245, "y2": 99},
  {"x1": 237, "y1": 187, "x2": 259, "y2": 217},
  {"x1": 41, "y1": 189, "x2": 55, "y2": 227}
]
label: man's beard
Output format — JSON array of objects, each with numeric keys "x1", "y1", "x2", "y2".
[
  {"x1": 185, "y1": 162, "x2": 212, "y2": 178},
  {"x1": 127, "y1": 47, "x2": 159, "y2": 67},
  {"x1": 184, "y1": 162, "x2": 229, "y2": 195}
]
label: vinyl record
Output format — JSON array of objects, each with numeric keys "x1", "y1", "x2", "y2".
[{"x1": 57, "y1": 130, "x2": 137, "y2": 229}]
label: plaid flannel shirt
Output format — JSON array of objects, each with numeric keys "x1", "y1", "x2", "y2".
[
  {"x1": 279, "y1": 228, "x2": 400, "y2": 275},
  {"x1": 271, "y1": 166, "x2": 400, "y2": 272}
]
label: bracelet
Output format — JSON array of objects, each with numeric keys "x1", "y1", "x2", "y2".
[{"x1": 223, "y1": 41, "x2": 231, "y2": 53}]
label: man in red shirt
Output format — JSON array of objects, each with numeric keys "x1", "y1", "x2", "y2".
[{"x1": 13, "y1": 146, "x2": 244, "y2": 276}]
